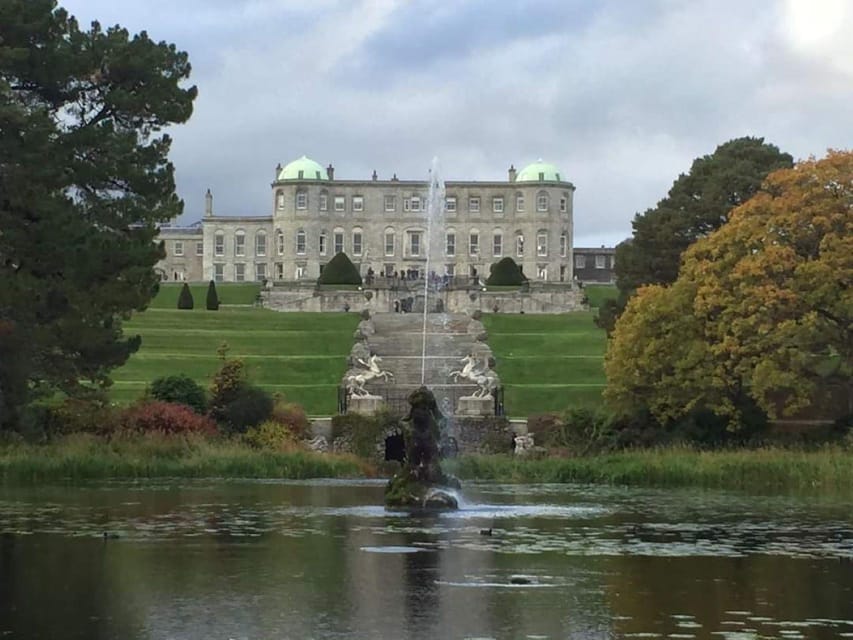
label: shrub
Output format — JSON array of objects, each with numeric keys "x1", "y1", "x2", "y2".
[
  {"x1": 177, "y1": 283, "x2": 194, "y2": 309},
  {"x1": 33, "y1": 397, "x2": 117, "y2": 438},
  {"x1": 208, "y1": 353, "x2": 247, "y2": 425},
  {"x1": 121, "y1": 401, "x2": 217, "y2": 436},
  {"x1": 150, "y1": 375, "x2": 206, "y2": 414},
  {"x1": 206, "y1": 280, "x2": 220, "y2": 311},
  {"x1": 270, "y1": 399, "x2": 310, "y2": 438},
  {"x1": 317, "y1": 252, "x2": 362, "y2": 286},
  {"x1": 220, "y1": 384, "x2": 274, "y2": 434},
  {"x1": 331, "y1": 411, "x2": 398, "y2": 458},
  {"x1": 486, "y1": 257, "x2": 526, "y2": 286},
  {"x1": 243, "y1": 420, "x2": 298, "y2": 451}
]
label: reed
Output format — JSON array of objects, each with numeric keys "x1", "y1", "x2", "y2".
[
  {"x1": 447, "y1": 445, "x2": 853, "y2": 492},
  {"x1": 0, "y1": 434, "x2": 372, "y2": 482}
]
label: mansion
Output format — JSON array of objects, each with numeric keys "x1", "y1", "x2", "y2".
[{"x1": 156, "y1": 156, "x2": 613, "y2": 286}]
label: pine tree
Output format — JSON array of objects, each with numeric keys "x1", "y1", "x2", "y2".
[
  {"x1": 206, "y1": 280, "x2": 220, "y2": 311},
  {"x1": 177, "y1": 283, "x2": 194, "y2": 309}
]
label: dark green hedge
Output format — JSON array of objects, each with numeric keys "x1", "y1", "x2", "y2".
[
  {"x1": 318, "y1": 252, "x2": 362, "y2": 285},
  {"x1": 486, "y1": 257, "x2": 526, "y2": 286}
]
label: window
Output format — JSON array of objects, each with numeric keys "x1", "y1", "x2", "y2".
[
  {"x1": 410, "y1": 197, "x2": 420, "y2": 212},
  {"x1": 319, "y1": 193, "x2": 328, "y2": 211},
  {"x1": 445, "y1": 232, "x2": 456, "y2": 256},
  {"x1": 255, "y1": 231, "x2": 266, "y2": 257},
  {"x1": 214, "y1": 264, "x2": 224, "y2": 282},
  {"x1": 384, "y1": 230, "x2": 395, "y2": 256},
  {"x1": 516, "y1": 193, "x2": 525, "y2": 212},
  {"x1": 256, "y1": 263, "x2": 267, "y2": 281},
  {"x1": 334, "y1": 231, "x2": 344, "y2": 254},
  {"x1": 296, "y1": 230, "x2": 306, "y2": 255},
  {"x1": 410, "y1": 232, "x2": 421, "y2": 257},
  {"x1": 352, "y1": 196, "x2": 364, "y2": 212},
  {"x1": 493, "y1": 232, "x2": 503, "y2": 257},
  {"x1": 537, "y1": 192, "x2": 548, "y2": 212},
  {"x1": 575, "y1": 255, "x2": 586, "y2": 269},
  {"x1": 196, "y1": 241, "x2": 204, "y2": 256},
  {"x1": 560, "y1": 234, "x2": 567, "y2": 257},
  {"x1": 384, "y1": 264, "x2": 394, "y2": 277},
  {"x1": 275, "y1": 263, "x2": 284, "y2": 280},
  {"x1": 352, "y1": 230, "x2": 363, "y2": 256},
  {"x1": 276, "y1": 191, "x2": 285, "y2": 210},
  {"x1": 334, "y1": 196, "x2": 345, "y2": 212},
  {"x1": 492, "y1": 197, "x2": 504, "y2": 213},
  {"x1": 560, "y1": 197, "x2": 567, "y2": 213},
  {"x1": 277, "y1": 230, "x2": 285, "y2": 255},
  {"x1": 516, "y1": 234, "x2": 524, "y2": 257},
  {"x1": 595, "y1": 254, "x2": 606, "y2": 269},
  {"x1": 214, "y1": 232, "x2": 225, "y2": 257},
  {"x1": 235, "y1": 231, "x2": 245, "y2": 257},
  {"x1": 384, "y1": 195, "x2": 396, "y2": 212},
  {"x1": 296, "y1": 191, "x2": 307, "y2": 210},
  {"x1": 319, "y1": 232, "x2": 327, "y2": 256},
  {"x1": 469, "y1": 197, "x2": 480, "y2": 213},
  {"x1": 445, "y1": 196, "x2": 457, "y2": 213},
  {"x1": 537, "y1": 265, "x2": 547, "y2": 280},
  {"x1": 295, "y1": 265, "x2": 305, "y2": 279},
  {"x1": 469, "y1": 232, "x2": 479, "y2": 256},
  {"x1": 611, "y1": 254, "x2": 616, "y2": 268},
  {"x1": 445, "y1": 264, "x2": 455, "y2": 277},
  {"x1": 174, "y1": 241, "x2": 183, "y2": 256},
  {"x1": 537, "y1": 233, "x2": 548, "y2": 257},
  {"x1": 235, "y1": 263, "x2": 245, "y2": 282},
  {"x1": 403, "y1": 198, "x2": 410, "y2": 212}
]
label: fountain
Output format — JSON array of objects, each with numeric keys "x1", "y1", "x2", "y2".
[{"x1": 384, "y1": 386, "x2": 461, "y2": 509}]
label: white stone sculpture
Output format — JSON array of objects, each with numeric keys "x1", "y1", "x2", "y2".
[
  {"x1": 449, "y1": 354, "x2": 497, "y2": 399},
  {"x1": 345, "y1": 354, "x2": 394, "y2": 397}
]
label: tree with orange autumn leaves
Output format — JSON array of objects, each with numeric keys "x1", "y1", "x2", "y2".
[{"x1": 604, "y1": 150, "x2": 852, "y2": 427}]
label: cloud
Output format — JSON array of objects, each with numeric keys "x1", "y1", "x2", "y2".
[{"x1": 59, "y1": 0, "x2": 853, "y2": 246}]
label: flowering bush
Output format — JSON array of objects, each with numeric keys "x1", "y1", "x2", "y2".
[
  {"x1": 121, "y1": 401, "x2": 217, "y2": 436},
  {"x1": 243, "y1": 420, "x2": 299, "y2": 451}
]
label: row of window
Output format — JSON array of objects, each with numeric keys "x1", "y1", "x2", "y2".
[
  {"x1": 575, "y1": 254, "x2": 614, "y2": 269},
  {"x1": 278, "y1": 191, "x2": 569, "y2": 215},
  {"x1": 170, "y1": 240, "x2": 204, "y2": 257}
]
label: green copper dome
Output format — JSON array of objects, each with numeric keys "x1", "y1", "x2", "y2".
[
  {"x1": 516, "y1": 160, "x2": 564, "y2": 182},
  {"x1": 277, "y1": 156, "x2": 328, "y2": 181}
]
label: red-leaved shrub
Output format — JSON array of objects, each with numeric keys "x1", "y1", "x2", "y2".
[{"x1": 121, "y1": 401, "x2": 217, "y2": 436}]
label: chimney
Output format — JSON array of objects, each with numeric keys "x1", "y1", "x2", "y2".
[
  {"x1": 372, "y1": 169, "x2": 378, "y2": 181},
  {"x1": 204, "y1": 189, "x2": 213, "y2": 217},
  {"x1": 508, "y1": 164, "x2": 517, "y2": 182},
  {"x1": 326, "y1": 164, "x2": 335, "y2": 180},
  {"x1": 391, "y1": 173, "x2": 399, "y2": 182},
  {"x1": 275, "y1": 163, "x2": 281, "y2": 180}
]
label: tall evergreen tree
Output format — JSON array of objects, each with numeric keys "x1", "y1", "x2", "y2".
[
  {"x1": 596, "y1": 137, "x2": 793, "y2": 333},
  {"x1": 0, "y1": 1, "x2": 196, "y2": 428},
  {"x1": 206, "y1": 280, "x2": 220, "y2": 311},
  {"x1": 177, "y1": 283, "x2": 194, "y2": 310}
]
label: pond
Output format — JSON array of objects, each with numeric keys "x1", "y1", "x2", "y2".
[{"x1": 1, "y1": 479, "x2": 852, "y2": 639}]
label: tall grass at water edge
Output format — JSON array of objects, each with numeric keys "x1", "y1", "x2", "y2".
[
  {"x1": 0, "y1": 434, "x2": 371, "y2": 482},
  {"x1": 447, "y1": 446, "x2": 853, "y2": 493}
]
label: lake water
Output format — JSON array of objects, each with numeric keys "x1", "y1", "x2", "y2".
[{"x1": 1, "y1": 479, "x2": 852, "y2": 639}]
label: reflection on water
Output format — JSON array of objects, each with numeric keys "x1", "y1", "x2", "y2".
[{"x1": 0, "y1": 479, "x2": 852, "y2": 639}]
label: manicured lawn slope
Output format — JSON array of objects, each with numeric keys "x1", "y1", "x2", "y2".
[
  {"x1": 149, "y1": 283, "x2": 261, "y2": 308},
  {"x1": 583, "y1": 283, "x2": 618, "y2": 309},
  {"x1": 482, "y1": 311, "x2": 606, "y2": 417},
  {"x1": 112, "y1": 308, "x2": 359, "y2": 414}
]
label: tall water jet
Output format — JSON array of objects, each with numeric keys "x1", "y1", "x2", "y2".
[{"x1": 420, "y1": 157, "x2": 446, "y2": 384}]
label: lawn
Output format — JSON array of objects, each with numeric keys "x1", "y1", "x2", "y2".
[
  {"x1": 583, "y1": 283, "x2": 618, "y2": 309},
  {"x1": 482, "y1": 311, "x2": 607, "y2": 417},
  {"x1": 149, "y1": 282, "x2": 261, "y2": 308},
  {"x1": 111, "y1": 308, "x2": 360, "y2": 414}
]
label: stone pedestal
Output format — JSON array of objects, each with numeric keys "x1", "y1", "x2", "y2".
[
  {"x1": 456, "y1": 395, "x2": 494, "y2": 417},
  {"x1": 348, "y1": 395, "x2": 385, "y2": 415}
]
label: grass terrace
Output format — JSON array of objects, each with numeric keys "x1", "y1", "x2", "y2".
[
  {"x1": 582, "y1": 283, "x2": 618, "y2": 309},
  {"x1": 112, "y1": 307, "x2": 360, "y2": 414},
  {"x1": 482, "y1": 311, "x2": 607, "y2": 417},
  {"x1": 149, "y1": 282, "x2": 262, "y2": 308}
]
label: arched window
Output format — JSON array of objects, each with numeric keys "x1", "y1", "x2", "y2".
[
  {"x1": 295, "y1": 189, "x2": 308, "y2": 210},
  {"x1": 276, "y1": 229, "x2": 285, "y2": 255},
  {"x1": 296, "y1": 229, "x2": 306, "y2": 255},
  {"x1": 536, "y1": 191, "x2": 549, "y2": 213},
  {"x1": 234, "y1": 229, "x2": 246, "y2": 256},
  {"x1": 255, "y1": 230, "x2": 267, "y2": 257},
  {"x1": 352, "y1": 227, "x2": 363, "y2": 256},
  {"x1": 214, "y1": 230, "x2": 225, "y2": 257},
  {"x1": 319, "y1": 229, "x2": 328, "y2": 256},
  {"x1": 384, "y1": 227, "x2": 395, "y2": 256}
]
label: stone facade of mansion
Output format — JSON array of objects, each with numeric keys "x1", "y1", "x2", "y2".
[{"x1": 156, "y1": 156, "x2": 584, "y2": 286}]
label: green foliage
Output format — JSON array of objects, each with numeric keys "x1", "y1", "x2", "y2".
[
  {"x1": 149, "y1": 374, "x2": 206, "y2": 414},
  {"x1": 220, "y1": 385, "x2": 274, "y2": 434},
  {"x1": 148, "y1": 283, "x2": 260, "y2": 308},
  {"x1": 177, "y1": 283, "x2": 194, "y2": 309},
  {"x1": 486, "y1": 257, "x2": 526, "y2": 286},
  {"x1": 270, "y1": 399, "x2": 310, "y2": 438},
  {"x1": 243, "y1": 420, "x2": 297, "y2": 451},
  {"x1": 120, "y1": 401, "x2": 217, "y2": 435},
  {"x1": 317, "y1": 253, "x2": 362, "y2": 286},
  {"x1": 205, "y1": 280, "x2": 220, "y2": 311},
  {"x1": 0, "y1": 0, "x2": 197, "y2": 429},
  {"x1": 600, "y1": 137, "x2": 794, "y2": 333},
  {"x1": 332, "y1": 410, "x2": 399, "y2": 459}
]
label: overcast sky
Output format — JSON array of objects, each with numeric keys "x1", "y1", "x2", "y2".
[{"x1": 61, "y1": 0, "x2": 853, "y2": 246}]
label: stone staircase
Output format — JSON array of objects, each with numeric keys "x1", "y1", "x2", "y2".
[{"x1": 346, "y1": 312, "x2": 498, "y2": 415}]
